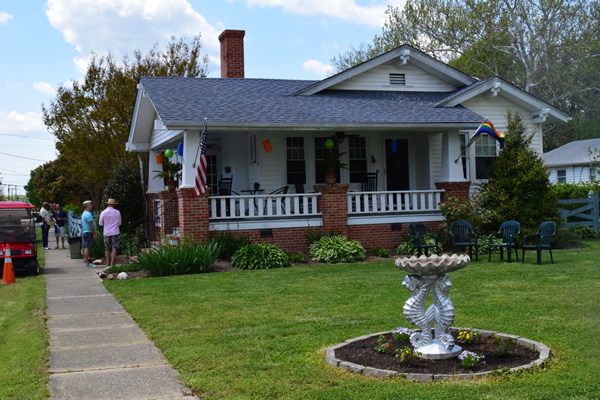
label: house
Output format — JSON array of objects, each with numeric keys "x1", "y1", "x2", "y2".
[
  {"x1": 126, "y1": 29, "x2": 570, "y2": 252},
  {"x1": 543, "y1": 139, "x2": 600, "y2": 184}
]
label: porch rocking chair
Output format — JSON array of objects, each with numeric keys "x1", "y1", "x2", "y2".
[
  {"x1": 522, "y1": 221, "x2": 556, "y2": 265},
  {"x1": 489, "y1": 221, "x2": 520, "y2": 263},
  {"x1": 407, "y1": 222, "x2": 441, "y2": 257},
  {"x1": 361, "y1": 171, "x2": 378, "y2": 191},
  {"x1": 449, "y1": 220, "x2": 479, "y2": 261}
]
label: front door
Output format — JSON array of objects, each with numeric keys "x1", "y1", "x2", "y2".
[{"x1": 385, "y1": 139, "x2": 409, "y2": 190}]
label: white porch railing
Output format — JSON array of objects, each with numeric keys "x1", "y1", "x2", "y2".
[
  {"x1": 347, "y1": 190, "x2": 444, "y2": 215},
  {"x1": 209, "y1": 193, "x2": 321, "y2": 220}
]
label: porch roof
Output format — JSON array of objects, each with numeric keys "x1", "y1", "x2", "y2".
[{"x1": 139, "y1": 76, "x2": 484, "y2": 130}]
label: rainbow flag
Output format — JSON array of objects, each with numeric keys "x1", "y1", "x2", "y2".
[{"x1": 467, "y1": 120, "x2": 505, "y2": 149}]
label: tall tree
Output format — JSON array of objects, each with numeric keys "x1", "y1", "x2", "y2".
[
  {"x1": 332, "y1": 0, "x2": 600, "y2": 139},
  {"x1": 41, "y1": 34, "x2": 209, "y2": 206}
]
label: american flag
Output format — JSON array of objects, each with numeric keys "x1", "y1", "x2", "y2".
[{"x1": 194, "y1": 123, "x2": 208, "y2": 196}]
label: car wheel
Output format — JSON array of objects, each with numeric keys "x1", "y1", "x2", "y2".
[{"x1": 29, "y1": 260, "x2": 40, "y2": 276}]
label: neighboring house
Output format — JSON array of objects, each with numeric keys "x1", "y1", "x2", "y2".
[
  {"x1": 126, "y1": 29, "x2": 570, "y2": 252},
  {"x1": 544, "y1": 139, "x2": 600, "y2": 184}
]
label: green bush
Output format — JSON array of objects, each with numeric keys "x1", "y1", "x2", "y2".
[
  {"x1": 309, "y1": 236, "x2": 365, "y2": 264},
  {"x1": 396, "y1": 236, "x2": 436, "y2": 256},
  {"x1": 120, "y1": 226, "x2": 149, "y2": 257},
  {"x1": 552, "y1": 182, "x2": 600, "y2": 200},
  {"x1": 568, "y1": 224, "x2": 598, "y2": 239},
  {"x1": 137, "y1": 241, "x2": 222, "y2": 276},
  {"x1": 305, "y1": 228, "x2": 340, "y2": 245},
  {"x1": 477, "y1": 237, "x2": 504, "y2": 255},
  {"x1": 476, "y1": 111, "x2": 559, "y2": 234},
  {"x1": 210, "y1": 231, "x2": 250, "y2": 260},
  {"x1": 552, "y1": 228, "x2": 583, "y2": 249},
  {"x1": 231, "y1": 243, "x2": 290, "y2": 270},
  {"x1": 372, "y1": 247, "x2": 390, "y2": 258},
  {"x1": 287, "y1": 252, "x2": 306, "y2": 263}
]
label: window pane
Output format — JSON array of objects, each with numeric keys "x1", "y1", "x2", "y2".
[
  {"x1": 286, "y1": 137, "x2": 306, "y2": 184},
  {"x1": 348, "y1": 136, "x2": 367, "y2": 183}
]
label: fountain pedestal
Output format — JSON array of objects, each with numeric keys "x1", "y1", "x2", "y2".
[{"x1": 396, "y1": 254, "x2": 470, "y2": 360}]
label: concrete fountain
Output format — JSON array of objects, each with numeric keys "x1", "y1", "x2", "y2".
[{"x1": 395, "y1": 253, "x2": 470, "y2": 359}]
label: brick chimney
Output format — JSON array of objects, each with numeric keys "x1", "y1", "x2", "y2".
[{"x1": 219, "y1": 30, "x2": 245, "y2": 78}]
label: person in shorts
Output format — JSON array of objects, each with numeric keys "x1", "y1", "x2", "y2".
[
  {"x1": 99, "y1": 198, "x2": 121, "y2": 267},
  {"x1": 82, "y1": 200, "x2": 97, "y2": 268},
  {"x1": 53, "y1": 204, "x2": 67, "y2": 249}
]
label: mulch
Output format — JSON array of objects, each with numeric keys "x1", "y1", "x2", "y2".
[{"x1": 334, "y1": 331, "x2": 539, "y2": 374}]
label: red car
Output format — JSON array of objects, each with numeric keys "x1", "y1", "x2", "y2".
[{"x1": 0, "y1": 201, "x2": 41, "y2": 276}]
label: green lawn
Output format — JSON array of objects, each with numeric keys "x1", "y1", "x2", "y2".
[
  {"x1": 104, "y1": 241, "x2": 600, "y2": 399},
  {"x1": 0, "y1": 238, "x2": 49, "y2": 400}
]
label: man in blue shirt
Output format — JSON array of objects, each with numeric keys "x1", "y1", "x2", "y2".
[{"x1": 82, "y1": 200, "x2": 97, "y2": 268}]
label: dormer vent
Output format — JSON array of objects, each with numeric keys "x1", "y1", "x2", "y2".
[{"x1": 390, "y1": 73, "x2": 406, "y2": 85}]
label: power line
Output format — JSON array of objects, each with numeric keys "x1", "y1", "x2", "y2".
[
  {"x1": 0, "y1": 151, "x2": 51, "y2": 162},
  {"x1": 0, "y1": 167, "x2": 29, "y2": 176},
  {"x1": 0, "y1": 132, "x2": 54, "y2": 141}
]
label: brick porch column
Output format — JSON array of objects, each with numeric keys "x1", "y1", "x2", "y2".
[
  {"x1": 176, "y1": 187, "x2": 210, "y2": 242},
  {"x1": 314, "y1": 184, "x2": 349, "y2": 236},
  {"x1": 435, "y1": 181, "x2": 471, "y2": 203}
]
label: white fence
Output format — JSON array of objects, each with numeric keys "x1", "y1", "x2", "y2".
[
  {"x1": 209, "y1": 193, "x2": 321, "y2": 220},
  {"x1": 347, "y1": 190, "x2": 444, "y2": 215}
]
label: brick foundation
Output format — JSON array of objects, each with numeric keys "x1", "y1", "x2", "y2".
[{"x1": 176, "y1": 187, "x2": 210, "y2": 242}]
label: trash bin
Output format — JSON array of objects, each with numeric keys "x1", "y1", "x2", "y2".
[{"x1": 68, "y1": 236, "x2": 81, "y2": 259}]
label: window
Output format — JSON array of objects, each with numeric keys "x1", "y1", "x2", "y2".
[
  {"x1": 348, "y1": 136, "x2": 367, "y2": 182},
  {"x1": 460, "y1": 134, "x2": 467, "y2": 180},
  {"x1": 557, "y1": 170, "x2": 566, "y2": 184},
  {"x1": 206, "y1": 155, "x2": 218, "y2": 194},
  {"x1": 315, "y1": 137, "x2": 340, "y2": 183},
  {"x1": 475, "y1": 135, "x2": 497, "y2": 179},
  {"x1": 590, "y1": 167, "x2": 597, "y2": 182},
  {"x1": 286, "y1": 137, "x2": 306, "y2": 185}
]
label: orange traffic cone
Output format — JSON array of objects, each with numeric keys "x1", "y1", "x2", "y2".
[{"x1": 2, "y1": 244, "x2": 16, "y2": 285}]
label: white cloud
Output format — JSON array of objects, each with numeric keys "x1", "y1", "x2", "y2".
[
  {"x1": 243, "y1": 0, "x2": 406, "y2": 27},
  {"x1": 0, "y1": 111, "x2": 46, "y2": 133},
  {"x1": 33, "y1": 82, "x2": 56, "y2": 95},
  {"x1": 302, "y1": 59, "x2": 334, "y2": 76},
  {"x1": 45, "y1": 0, "x2": 222, "y2": 74},
  {"x1": 0, "y1": 11, "x2": 13, "y2": 24}
]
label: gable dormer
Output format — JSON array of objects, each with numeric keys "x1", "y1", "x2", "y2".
[{"x1": 293, "y1": 45, "x2": 475, "y2": 96}]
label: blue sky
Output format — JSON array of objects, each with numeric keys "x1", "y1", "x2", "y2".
[{"x1": 0, "y1": 0, "x2": 405, "y2": 191}]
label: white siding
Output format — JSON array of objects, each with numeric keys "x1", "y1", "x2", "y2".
[
  {"x1": 330, "y1": 63, "x2": 458, "y2": 92},
  {"x1": 429, "y1": 132, "x2": 443, "y2": 184},
  {"x1": 548, "y1": 165, "x2": 597, "y2": 184}
]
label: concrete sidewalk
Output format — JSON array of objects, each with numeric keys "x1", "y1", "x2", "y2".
[{"x1": 45, "y1": 244, "x2": 198, "y2": 400}]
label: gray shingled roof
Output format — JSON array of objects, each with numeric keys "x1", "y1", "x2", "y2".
[
  {"x1": 140, "y1": 76, "x2": 484, "y2": 127},
  {"x1": 543, "y1": 138, "x2": 600, "y2": 167}
]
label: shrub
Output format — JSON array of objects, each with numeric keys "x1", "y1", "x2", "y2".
[
  {"x1": 309, "y1": 236, "x2": 365, "y2": 264},
  {"x1": 103, "y1": 159, "x2": 145, "y2": 227},
  {"x1": 567, "y1": 224, "x2": 597, "y2": 239},
  {"x1": 372, "y1": 247, "x2": 390, "y2": 258},
  {"x1": 137, "y1": 241, "x2": 222, "y2": 276},
  {"x1": 120, "y1": 226, "x2": 149, "y2": 257},
  {"x1": 231, "y1": 243, "x2": 290, "y2": 270},
  {"x1": 396, "y1": 236, "x2": 436, "y2": 256},
  {"x1": 477, "y1": 111, "x2": 559, "y2": 234},
  {"x1": 305, "y1": 228, "x2": 341, "y2": 245},
  {"x1": 210, "y1": 231, "x2": 250, "y2": 260},
  {"x1": 477, "y1": 237, "x2": 503, "y2": 255},
  {"x1": 552, "y1": 227, "x2": 583, "y2": 249},
  {"x1": 287, "y1": 252, "x2": 306, "y2": 263}
]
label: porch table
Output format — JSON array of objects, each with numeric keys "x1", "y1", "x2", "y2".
[{"x1": 241, "y1": 189, "x2": 265, "y2": 211}]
